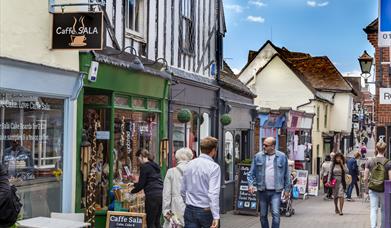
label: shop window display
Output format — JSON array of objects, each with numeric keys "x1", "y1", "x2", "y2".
[
  {"x1": 80, "y1": 104, "x2": 159, "y2": 215},
  {"x1": 0, "y1": 92, "x2": 64, "y2": 218},
  {"x1": 224, "y1": 131, "x2": 234, "y2": 182}
]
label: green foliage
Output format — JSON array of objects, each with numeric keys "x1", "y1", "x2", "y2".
[
  {"x1": 241, "y1": 159, "x2": 252, "y2": 164},
  {"x1": 220, "y1": 114, "x2": 232, "y2": 126},
  {"x1": 177, "y1": 109, "x2": 192, "y2": 123}
]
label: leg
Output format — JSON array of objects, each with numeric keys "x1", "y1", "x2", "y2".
[
  {"x1": 155, "y1": 196, "x2": 163, "y2": 228},
  {"x1": 378, "y1": 193, "x2": 385, "y2": 228},
  {"x1": 184, "y1": 206, "x2": 199, "y2": 228},
  {"x1": 259, "y1": 191, "x2": 270, "y2": 228},
  {"x1": 339, "y1": 197, "x2": 344, "y2": 215},
  {"x1": 354, "y1": 181, "x2": 360, "y2": 197},
  {"x1": 145, "y1": 197, "x2": 158, "y2": 228},
  {"x1": 369, "y1": 190, "x2": 379, "y2": 228},
  {"x1": 196, "y1": 210, "x2": 213, "y2": 228},
  {"x1": 270, "y1": 191, "x2": 282, "y2": 228},
  {"x1": 333, "y1": 198, "x2": 339, "y2": 214},
  {"x1": 346, "y1": 183, "x2": 353, "y2": 199}
]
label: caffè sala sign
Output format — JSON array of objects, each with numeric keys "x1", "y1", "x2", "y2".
[{"x1": 52, "y1": 12, "x2": 103, "y2": 50}]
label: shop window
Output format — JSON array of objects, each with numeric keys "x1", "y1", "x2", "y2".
[
  {"x1": 147, "y1": 100, "x2": 159, "y2": 110},
  {"x1": 114, "y1": 110, "x2": 159, "y2": 175},
  {"x1": 114, "y1": 96, "x2": 129, "y2": 107},
  {"x1": 172, "y1": 109, "x2": 202, "y2": 158},
  {"x1": 0, "y1": 92, "x2": 64, "y2": 218},
  {"x1": 234, "y1": 134, "x2": 241, "y2": 165},
  {"x1": 132, "y1": 98, "x2": 145, "y2": 108},
  {"x1": 199, "y1": 113, "x2": 211, "y2": 144},
  {"x1": 224, "y1": 131, "x2": 234, "y2": 182},
  {"x1": 84, "y1": 95, "x2": 109, "y2": 105},
  {"x1": 125, "y1": 0, "x2": 145, "y2": 38}
]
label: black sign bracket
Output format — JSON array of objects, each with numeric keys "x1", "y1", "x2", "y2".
[{"x1": 48, "y1": 0, "x2": 106, "y2": 13}]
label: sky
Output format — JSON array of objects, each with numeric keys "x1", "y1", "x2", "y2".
[{"x1": 223, "y1": 0, "x2": 378, "y2": 82}]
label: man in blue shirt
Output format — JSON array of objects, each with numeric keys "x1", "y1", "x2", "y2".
[
  {"x1": 181, "y1": 136, "x2": 220, "y2": 228},
  {"x1": 346, "y1": 151, "x2": 361, "y2": 201},
  {"x1": 248, "y1": 137, "x2": 290, "y2": 228}
]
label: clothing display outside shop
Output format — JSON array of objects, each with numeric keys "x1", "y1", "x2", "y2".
[{"x1": 0, "y1": 92, "x2": 64, "y2": 218}]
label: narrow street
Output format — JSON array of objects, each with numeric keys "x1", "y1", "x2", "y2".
[{"x1": 221, "y1": 195, "x2": 374, "y2": 228}]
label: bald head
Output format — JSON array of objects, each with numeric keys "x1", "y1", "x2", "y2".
[{"x1": 263, "y1": 137, "x2": 276, "y2": 154}]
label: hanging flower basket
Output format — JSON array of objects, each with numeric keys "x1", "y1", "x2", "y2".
[
  {"x1": 177, "y1": 109, "x2": 192, "y2": 123},
  {"x1": 220, "y1": 114, "x2": 232, "y2": 126}
]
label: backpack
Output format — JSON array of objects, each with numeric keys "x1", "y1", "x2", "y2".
[
  {"x1": 368, "y1": 159, "x2": 389, "y2": 192},
  {"x1": 0, "y1": 185, "x2": 22, "y2": 227}
]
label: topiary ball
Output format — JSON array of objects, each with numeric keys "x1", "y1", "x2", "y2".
[
  {"x1": 220, "y1": 114, "x2": 232, "y2": 126},
  {"x1": 177, "y1": 109, "x2": 192, "y2": 123}
]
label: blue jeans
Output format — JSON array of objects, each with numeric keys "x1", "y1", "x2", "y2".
[
  {"x1": 184, "y1": 205, "x2": 213, "y2": 228},
  {"x1": 259, "y1": 190, "x2": 281, "y2": 228},
  {"x1": 369, "y1": 190, "x2": 385, "y2": 228}
]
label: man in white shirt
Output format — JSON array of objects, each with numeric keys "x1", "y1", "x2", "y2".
[{"x1": 181, "y1": 136, "x2": 221, "y2": 228}]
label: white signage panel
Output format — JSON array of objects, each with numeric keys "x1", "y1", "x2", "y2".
[
  {"x1": 379, "y1": 0, "x2": 391, "y2": 47},
  {"x1": 379, "y1": 88, "x2": 391, "y2": 104}
]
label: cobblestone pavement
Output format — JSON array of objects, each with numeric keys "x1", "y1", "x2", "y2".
[{"x1": 220, "y1": 195, "x2": 376, "y2": 228}]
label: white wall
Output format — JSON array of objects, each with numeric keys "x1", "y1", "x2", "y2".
[
  {"x1": 0, "y1": 0, "x2": 79, "y2": 72},
  {"x1": 253, "y1": 56, "x2": 314, "y2": 110},
  {"x1": 330, "y1": 93, "x2": 353, "y2": 133},
  {"x1": 238, "y1": 43, "x2": 277, "y2": 84}
]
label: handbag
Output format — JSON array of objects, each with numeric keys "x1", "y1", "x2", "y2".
[
  {"x1": 345, "y1": 174, "x2": 352, "y2": 185},
  {"x1": 325, "y1": 178, "x2": 336, "y2": 188}
]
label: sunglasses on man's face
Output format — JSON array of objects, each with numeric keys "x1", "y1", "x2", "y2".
[{"x1": 263, "y1": 144, "x2": 272, "y2": 147}]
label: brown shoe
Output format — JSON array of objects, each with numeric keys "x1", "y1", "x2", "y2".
[{"x1": 339, "y1": 212, "x2": 343, "y2": 216}]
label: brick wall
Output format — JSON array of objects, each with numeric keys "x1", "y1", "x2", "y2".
[{"x1": 366, "y1": 30, "x2": 391, "y2": 126}]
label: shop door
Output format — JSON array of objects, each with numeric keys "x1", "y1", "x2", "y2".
[{"x1": 81, "y1": 108, "x2": 111, "y2": 210}]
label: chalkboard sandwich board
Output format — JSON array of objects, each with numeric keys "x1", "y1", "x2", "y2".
[
  {"x1": 106, "y1": 211, "x2": 146, "y2": 228},
  {"x1": 235, "y1": 164, "x2": 258, "y2": 216}
]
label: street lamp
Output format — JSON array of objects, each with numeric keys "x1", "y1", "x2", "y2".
[{"x1": 358, "y1": 50, "x2": 374, "y2": 84}]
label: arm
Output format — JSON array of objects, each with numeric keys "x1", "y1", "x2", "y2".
[
  {"x1": 363, "y1": 160, "x2": 370, "y2": 194},
  {"x1": 162, "y1": 169, "x2": 173, "y2": 217},
  {"x1": 320, "y1": 164, "x2": 324, "y2": 179},
  {"x1": 180, "y1": 169, "x2": 187, "y2": 203},
  {"x1": 247, "y1": 156, "x2": 257, "y2": 189},
  {"x1": 284, "y1": 157, "x2": 291, "y2": 192},
  {"x1": 131, "y1": 165, "x2": 148, "y2": 194},
  {"x1": 208, "y1": 165, "x2": 221, "y2": 220}
]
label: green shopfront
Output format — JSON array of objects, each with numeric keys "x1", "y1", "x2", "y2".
[{"x1": 75, "y1": 50, "x2": 170, "y2": 227}]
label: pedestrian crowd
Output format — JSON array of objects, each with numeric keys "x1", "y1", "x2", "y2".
[
  {"x1": 320, "y1": 140, "x2": 391, "y2": 228},
  {"x1": 1, "y1": 135, "x2": 390, "y2": 228}
]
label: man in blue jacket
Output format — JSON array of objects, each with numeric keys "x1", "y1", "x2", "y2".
[
  {"x1": 247, "y1": 137, "x2": 290, "y2": 228},
  {"x1": 346, "y1": 151, "x2": 361, "y2": 201}
]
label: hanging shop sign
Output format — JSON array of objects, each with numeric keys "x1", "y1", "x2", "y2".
[
  {"x1": 105, "y1": 211, "x2": 146, "y2": 228},
  {"x1": 379, "y1": 0, "x2": 391, "y2": 47},
  {"x1": 52, "y1": 12, "x2": 103, "y2": 50}
]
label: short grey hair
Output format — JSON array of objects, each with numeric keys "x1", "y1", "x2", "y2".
[{"x1": 175, "y1": 147, "x2": 193, "y2": 162}]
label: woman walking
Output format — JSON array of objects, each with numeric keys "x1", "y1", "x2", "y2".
[
  {"x1": 162, "y1": 148, "x2": 193, "y2": 228},
  {"x1": 328, "y1": 153, "x2": 348, "y2": 215},
  {"x1": 131, "y1": 149, "x2": 163, "y2": 228}
]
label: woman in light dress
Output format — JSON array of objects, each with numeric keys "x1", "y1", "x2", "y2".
[
  {"x1": 328, "y1": 152, "x2": 348, "y2": 215},
  {"x1": 162, "y1": 148, "x2": 193, "y2": 228}
]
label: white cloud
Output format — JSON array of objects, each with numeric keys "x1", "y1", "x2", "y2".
[
  {"x1": 249, "y1": 0, "x2": 267, "y2": 7},
  {"x1": 247, "y1": 16, "x2": 265, "y2": 23},
  {"x1": 318, "y1": 1, "x2": 329, "y2": 7},
  {"x1": 225, "y1": 4, "x2": 244, "y2": 13},
  {"x1": 307, "y1": 1, "x2": 329, "y2": 7}
]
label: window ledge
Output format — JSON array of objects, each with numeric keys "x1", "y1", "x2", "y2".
[{"x1": 125, "y1": 30, "x2": 146, "y2": 44}]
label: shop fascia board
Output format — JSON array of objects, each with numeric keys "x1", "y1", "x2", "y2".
[{"x1": 0, "y1": 56, "x2": 80, "y2": 98}]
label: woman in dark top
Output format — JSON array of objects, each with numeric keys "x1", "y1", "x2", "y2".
[{"x1": 131, "y1": 149, "x2": 163, "y2": 228}]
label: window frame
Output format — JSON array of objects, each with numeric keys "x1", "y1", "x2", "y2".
[
  {"x1": 125, "y1": 0, "x2": 146, "y2": 42},
  {"x1": 179, "y1": 0, "x2": 195, "y2": 54}
]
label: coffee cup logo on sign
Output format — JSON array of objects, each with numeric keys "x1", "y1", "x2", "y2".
[{"x1": 69, "y1": 16, "x2": 87, "y2": 47}]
